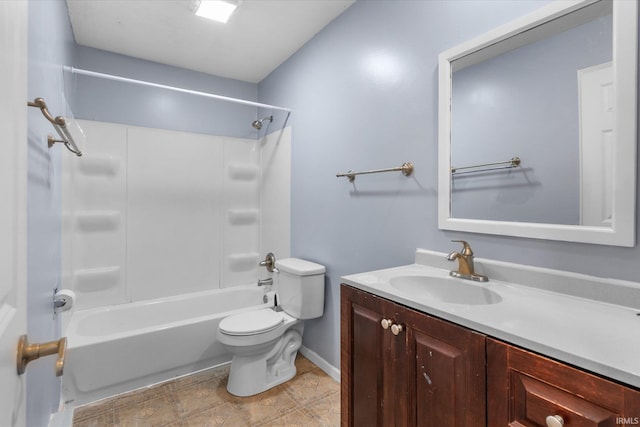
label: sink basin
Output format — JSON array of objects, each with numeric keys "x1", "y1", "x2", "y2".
[{"x1": 389, "y1": 275, "x2": 502, "y2": 305}]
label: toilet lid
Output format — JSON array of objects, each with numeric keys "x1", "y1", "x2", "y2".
[{"x1": 219, "y1": 308, "x2": 284, "y2": 336}]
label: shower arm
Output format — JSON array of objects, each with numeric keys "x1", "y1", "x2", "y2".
[{"x1": 252, "y1": 115, "x2": 273, "y2": 130}]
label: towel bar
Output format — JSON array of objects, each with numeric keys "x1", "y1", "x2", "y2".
[
  {"x1": 337, "y1": 162, "x2": 414, "y2": 182},
  {"x1": 28, "y1": 97, "x2": 82, "y2": 156}
]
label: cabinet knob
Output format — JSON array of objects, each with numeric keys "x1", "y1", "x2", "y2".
[
  {"x1": 546, "y1": 415, "x2": 564, "y2": 427},
  {"x1": 381, "y1": 319, "x2": 392, "y2": 329},
  {"x1": 391, "y1": 324, "x2": 404, "y2": 336}
]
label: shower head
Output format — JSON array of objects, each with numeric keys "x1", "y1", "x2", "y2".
[{"x1": 251, "y1": 115, "x2": 273, "y2": 130}]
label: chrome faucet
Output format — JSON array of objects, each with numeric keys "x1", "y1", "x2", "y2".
[{"x1": 446, "y1": 240, "x2": 488, "y2": 282}]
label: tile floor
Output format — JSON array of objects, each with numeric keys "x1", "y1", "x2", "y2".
[{"x1": 72, "y1": 355, "x2": 340, "y2": 427}]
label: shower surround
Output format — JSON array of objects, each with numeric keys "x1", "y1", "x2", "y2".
[
  {"x1": 62, "y1": 119, "x2": 290, "y2": 308},
  {"x1": 60, "y1": 119, "x2": 291, "y2": 403}
]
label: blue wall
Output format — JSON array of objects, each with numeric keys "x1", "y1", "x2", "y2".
[
  {"x1": 258, "y1": 0, "x2": 640, "y2": 369},
  {"x1": 27, "y1": 0, "x2": 76, "y2": 424},
  {"x1": 73, "y1": 46, "x2": 260, "y2": 139}
]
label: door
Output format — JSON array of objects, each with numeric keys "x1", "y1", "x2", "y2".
[
  {"x1": 0, "y1": 1, "x2": 28, "y2": 426},
  {"x1": 578, "y1": 62, "x2": 614, "y2": 227}
]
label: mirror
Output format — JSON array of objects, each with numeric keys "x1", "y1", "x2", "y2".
[{"x1": 438, "y1": 0, "x2": 637, "y2": 246}]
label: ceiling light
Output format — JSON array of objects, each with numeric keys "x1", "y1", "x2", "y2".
[{"x1": 195, "y1": 0, "x2": 238, "y2": 24}]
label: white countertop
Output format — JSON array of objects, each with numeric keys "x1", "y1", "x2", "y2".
[{"x1": 341, "y1": 249, "x2": 640, "y2": 388}]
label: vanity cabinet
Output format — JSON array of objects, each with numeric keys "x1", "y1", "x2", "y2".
[
  {"x1": 340, "y1": 285, "x2": 486, "y2": 427},
  {"x1": 487, "y1": 338, "x2": 640, "y2": 426},
  {"x1": 341, "y1": 284, "x2": 640, "y2": 427}
]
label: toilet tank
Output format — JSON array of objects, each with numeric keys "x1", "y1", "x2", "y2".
[{"x1": 275, "y1": 258, "x2": 325, "y2": 320}]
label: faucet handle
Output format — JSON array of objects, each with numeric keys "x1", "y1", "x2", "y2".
[
  {"x1": 451, "y1": 240, "x2": 473, "y2": 256},
  {"x1": 259, "y1": 252, "x2": 277, "y2": 273}
]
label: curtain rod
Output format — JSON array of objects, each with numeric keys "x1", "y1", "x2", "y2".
[{"x1": 64, "y1": 66, "x2": 292, "y2": 113}]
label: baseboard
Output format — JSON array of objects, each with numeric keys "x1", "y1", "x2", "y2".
[{"x1": 299, "y1": 345, "x2": 340, "y2": 383}]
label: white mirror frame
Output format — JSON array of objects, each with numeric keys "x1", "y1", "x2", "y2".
[{"x1": 438, "y1": 0, "x2": 637, "y2": 247}]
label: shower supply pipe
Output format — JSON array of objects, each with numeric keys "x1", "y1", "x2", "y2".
[{"x1": 64, "y1": 67, "x2": 292, "y2": 113}]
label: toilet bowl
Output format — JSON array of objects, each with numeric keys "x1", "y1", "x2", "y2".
[{"x1": 216, "y1": 257, "x2": 325, "y2": 396}]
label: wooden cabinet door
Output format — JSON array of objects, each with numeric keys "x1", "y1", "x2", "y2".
[
  {"x1": 403, "y1": 307, "x2": 486, "y2": 427},
  {"x1": 341, "y1": 285, "x2": 408, "y2": 427},
  {"x1": 487, "y1": 338, "x2": 640, "y2": 427},
  {"x1": 341, "y1": 284, "x2": 487, "y2": 427}
]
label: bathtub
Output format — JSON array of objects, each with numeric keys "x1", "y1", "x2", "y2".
[{"x1": 62, "y1": 285, "x2": 270, "y2": 406}]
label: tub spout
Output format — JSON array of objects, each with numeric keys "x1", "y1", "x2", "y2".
[{"x1": 258, "y1": 278, "x2": 273, "y2": 287}]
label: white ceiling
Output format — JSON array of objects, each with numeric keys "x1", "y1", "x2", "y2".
[{"x1": 66, "y1": 0, "x2": 355, "y2": 84}]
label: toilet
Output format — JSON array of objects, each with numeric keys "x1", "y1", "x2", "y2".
[{"x1": 217, "y1": 258, "x2": 325, "y2": 396}]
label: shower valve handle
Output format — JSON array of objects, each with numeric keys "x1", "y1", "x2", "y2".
[{"x1": 259, "y1": 252, "x2": 278, "y2": 273}]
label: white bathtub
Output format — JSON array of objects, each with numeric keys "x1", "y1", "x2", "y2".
[{"x1": 62, "y1": 285, "x2": 269, "y2": 406}]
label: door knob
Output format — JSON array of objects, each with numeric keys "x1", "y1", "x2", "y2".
[
  {"x1": 546, "y1": 415, "x2": 564, "y2": 427},
  {"x1": 16, "y1": 335, "x2": 67, "y2": 377}
]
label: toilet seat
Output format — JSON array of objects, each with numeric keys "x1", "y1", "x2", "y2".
[{"x1": 219, "y1": 308, "x2": 284, "y2": 336}]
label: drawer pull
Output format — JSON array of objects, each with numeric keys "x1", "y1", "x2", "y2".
[
  {"x1": 381, "y1": 319, "x2": 392, "y2": 329},
  {"x1": 391, "y1": 324, "x2": 404, "y2": 336},
  {"x1": 546, "y1": 415, "x2": 564, "y2": 427}
]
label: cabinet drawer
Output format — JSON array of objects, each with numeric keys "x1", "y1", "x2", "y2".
[
  {"x1": 487, "y1": 338, "x2": 640, "y2": 427},
  {"x1": 512, "y1": 371, "x2": 620, "y2": 426}
]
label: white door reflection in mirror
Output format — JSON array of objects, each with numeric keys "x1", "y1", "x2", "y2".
[{"x1": 579, "y1": 62, "x2": 613, "y2": 227}]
